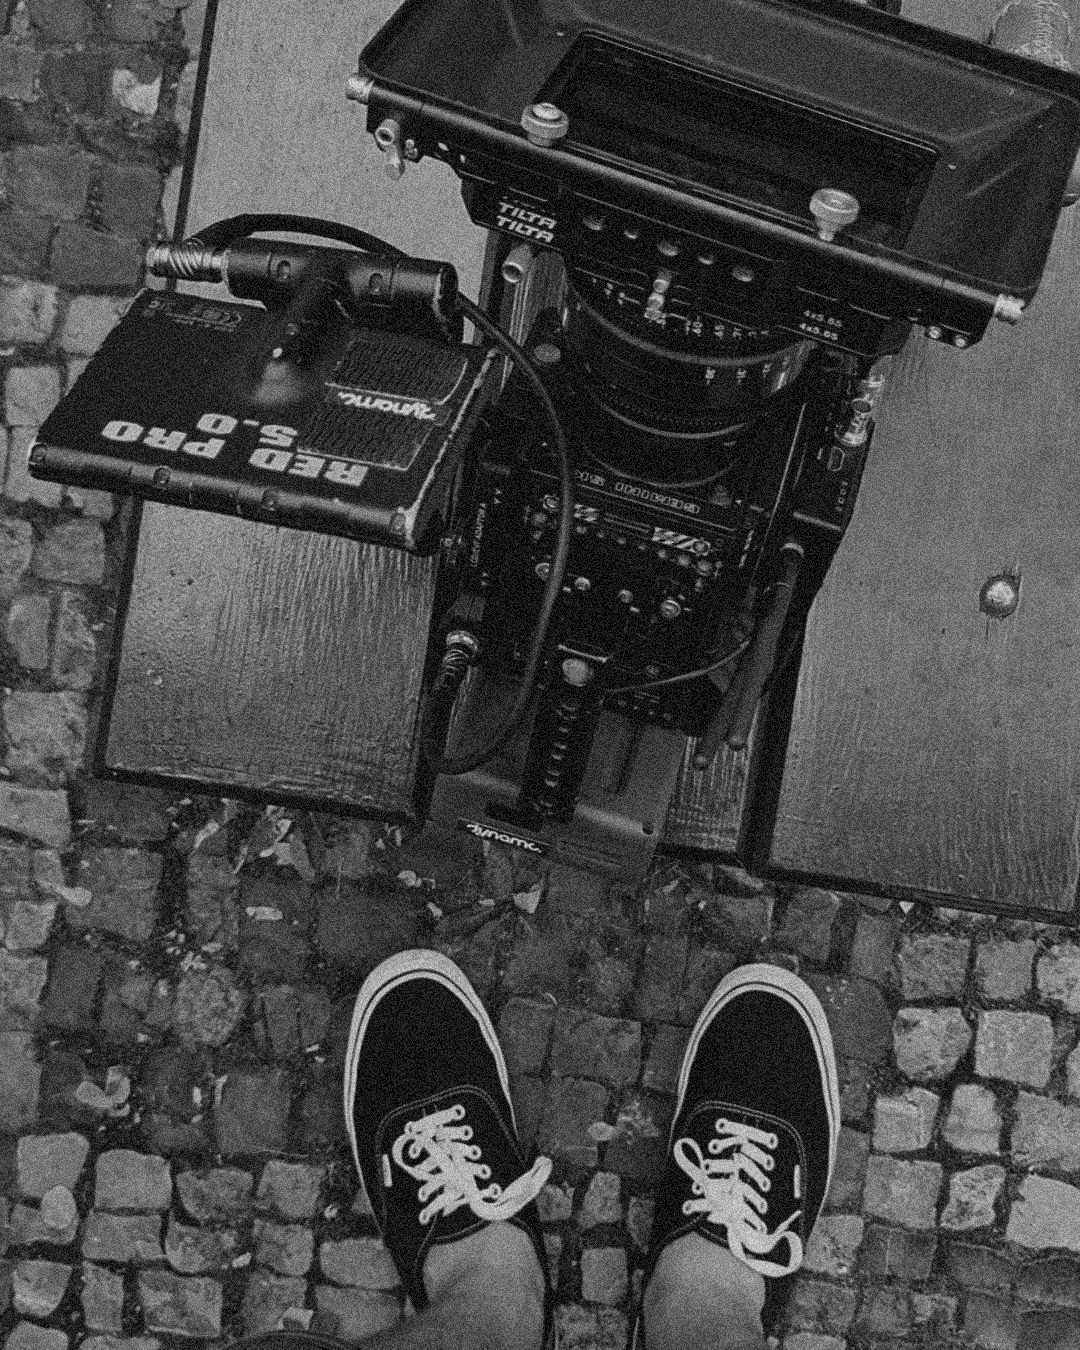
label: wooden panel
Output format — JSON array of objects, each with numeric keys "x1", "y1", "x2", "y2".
[
  {"x1": 183, "y1": 0, "x2": 485, "y2": 281},
  {"x1": 767, "y1": 140, "x2": 1080, "y2": 913},
  {"x1": 105, "y1": 508, "x2": 437, "y2": 818}
]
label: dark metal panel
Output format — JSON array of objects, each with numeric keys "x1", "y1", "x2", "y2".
[
  {"x1": 103, "y1": 504, "x2": 436, "y2": 819},
  {"x1": 765, "y1": 200, "x2": 1080, "y2": 918}
]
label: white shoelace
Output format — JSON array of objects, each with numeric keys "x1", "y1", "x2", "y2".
[
  {"x1": 390, "y1": 1102, "x2": 552, "y2": 1226},
  {"x1": 674, "y1": 1116, "x2": 803, "y2": 1277}
]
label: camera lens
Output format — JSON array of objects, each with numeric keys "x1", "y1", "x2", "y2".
[{"x1": 561, "y1": 272, "x2": 813, "y2": 484}]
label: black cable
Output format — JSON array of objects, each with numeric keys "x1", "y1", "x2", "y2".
[
  {"x1": 187, "y1": 212, "x2": 406, "y2": 257},
  {"x1": 423, "y1": 295, "x2": 575, "y2": 775},
  {"x1": 604, "y1": 638, "x2": 750, "y2": 696}
]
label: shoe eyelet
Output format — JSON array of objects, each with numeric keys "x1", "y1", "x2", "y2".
[
  {"x1": 766, "y1": 1133, "x2": 778, "y2": 1149},
  {"x1": 461, "y1": 1125, "x2": 473, "y2": 1140},
  {"x1": 451, "y1": 1103, "x2": 465, "y2": 1119},
  {"x1": 763, "y1": 1156, "x2": 775, "y2": 1171},
  {"x1": 761, "y1": 1178, "x2": 770, "y2": 1193}
]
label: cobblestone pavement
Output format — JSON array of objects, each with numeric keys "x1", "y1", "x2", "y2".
[{"x1": 0, "y1": 790, "x2": 1077, "y2": 1350}]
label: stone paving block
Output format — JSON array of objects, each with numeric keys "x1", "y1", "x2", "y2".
[
  {"x1": 1012, "y1": 1092, "x2": 1080, "y2": 1171},
  {"x1": 240, "y1": 1270, "x2": 306, "y2": 1336},
  {"x1": 696, "y1": 891, "x2": 773, "y2": 952},
  {"x1": 975, "y1": 939, "x2": 1036, "y2": 1002},
  {"x1": 550, "y1": 1009, "x2": 641, "y2": 1087},
  {"x1": 943, "y1": 1083, "x2": 1002, "y2": 1155},
  {"x1": 175, "y1": 1168, "x2": 254, "y2": 1223},
  {"x1": 248, "y1": 1220, "x2": 312, "y2": 1278},
  {"x1": 0, "y1": 951, "x2": 47, "y2": 1027},
  {"x1": 577, "y1": 953, "x2": 635, "y2": 1017},
  {"x1": 16, "y1": 1133, "x2": 88, "y2": 1198},
  {"x1": 626, "y1": 1195, "x2": 654, "y2": 1252},
  {"x1": 897, "y1": 932, "x2": 970, "y2": 1000},
  {"x1": 580, "y1": 1247, "x2": 627, "y2": 1305},
  {"x1": 848, "y1": 911, "x2": 897, "y2": 984},
  {"x1": 41, "y1": 945, "x2": 102, "y2": 1030},
  {"x1": 0, "y1": 1031, "x2": 40, "y2": 1131},
  {"x1": 1016, "y1": 1257, "x2": 1080, "y2": 1308},
  {"x1": 497, "y1": 998, "x2": 554, "y2": 1076},
  {"x1": 775, "y1": 888, "x2": 840, "y2": 963},
  {"x1": 1018, "y1": 1308, "x2": 1080, "y2": 1350},
  {"x1": 858, "y1": 1224, "x2": 937, "y2": 1281},
  {"x1": 1006, "y1": 1176, "x2": 1080, "y2": 1253},
  {"x1": 911, "y1": 1291, "x2": 958, "y2": 1332},
  {"x1": 964, "y1": 1291, "x2": 1021, "y2": 1349},
  {"x1": 825, "y1": 1127, "x2": 869, "y2": 1211},
  {"x1": 537, "y1": 1182, "x2": 574, "y2": 1224},
  {"x1": 537, "y1": 1077, "x2": 610, "y2": 1168},
  {"x1": 216, "y1": 1069, "x2": 291, "y2": 1155},
  {"x1": 0, "y1": 786, "x2": 71, "y2": 850},
  {"x1": 5, "y1": 900, "x2": 57, "y2": 953},
  {"x1": 7, "y1": 594, "x2": 51, "y2": 673},
  {"x1": 940, "y1": 1164, "x2": 1006, "y2": 1232},
  {"x1": 946, "y1": 1241, "x2": 1015, "y2": 1291},
  {"x1": 510, "y1": 1074, "x2": 544, "y2": 1150},
  {"x1": 802, "y1": 1214, "x2": 863, "y2": 1277},
  {"x1": 68, "y1": 848, "x2": 161, "y2": 944},
  {"x1": 641, "y1": 1023, "x2": 690, "y2": 1095},
  {"x1": 184, "y1": 853, "x2": 239, "y2": 949},
  {"x1": 555, "y1": 1305, "x2": 597, "y2": 1350},
  {"x1": 852, "y1": 1284, "x2": 910, "y2": 1341},
  {"x1": 5, "y1": 1327, "x2": 67, "y2": 1350},
  {"x1": 596, "y1": 1307, "x2": 629, "y2": 1350},
  {"x1": 82, "y1": 1212, "x2": 164, "y2": 1263},
  {"x1": 603, "y1": 1091, "x2": 672, "y2": 1183},
  {"x1": 255, "y1": 1160, "x2": 326, "y2": 1221},
  {"x1": 50, "y1": 588, "x2": 97, "y2": 691},
  {"x1": 81, "y1": 1262, "x2": 123, "y2": 1332},
  {"x1": 633, "y1": 935, "x2": 688, "y2": 1023},
  {"x1": 872, "y1": 1086, "x2": 939, "y2": 1153},
  {"x1": 319, "y1": 1237, "x2": 397, "y2": 1289},
  {"x1": 79, "y1": 1341, "x2": 161, "y2": 1350},
  {"x1": 175, "y1": 965, "x2": 245, "y2": 1048},
  {"x1": 138, "y1": 1271, "x2": 222, "y2": 1338},
  {"x1": 543, "y1": 1232, "x2": 562, "y2": 1285},
  {"x1": 9, "y1": 1197, "x2": 76, "y2": 1247},
  {"x1": 781, "y1": 1337, "x2": 847, "y2": 1350},
  {"x1": 579, "y1": 1172, "x2": 621, "y2": 1228},
  {"x1": 676, "y1": 948, "x2": 737, "y2": 1024},
  {"x1": 893, "y1": 1006, "x2": 972, "y2": 1082},
  {"x1": 804, "y1": 976, "x2": 892, "y2": 1064},
  {"x1": 12, "y1": 1260, "x2": 70, "y2": 1316},
  {"x1": 499, "y1": 921, "x2": 572, "y2": 1002},
  {"x1": 314, "y1": 1286, "x2": 400, "y2": 1341},
  {"x1": 1036, "y1": 944, "x2": 1080, "y2": 1012},
  {"x1": 164, "y1": 1216, "x2": 239, "y2": 1274},
  {"x1": 975, "y1": 1010, "x2": 1054, "y2": 1088},
  {"x1": 861, "y1": 1155, "x2": 943, "y2": 1229},
  {"x1": 784, "y1": 1276, "x2": 858, "y2": 1334},
  {"x1": 95, "y1": 1150, "x2": 171, "y2": 1212}
]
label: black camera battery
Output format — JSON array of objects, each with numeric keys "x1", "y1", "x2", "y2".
[{"x1": 31, "y1": 289, "x2": 494, "y2": 553}]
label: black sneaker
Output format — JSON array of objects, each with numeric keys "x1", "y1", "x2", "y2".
[
  {"x1": 344, "y1": 950, "x2": 553, "y2": 1332},
  {"x1": 641, "y1": 962, "x2": 841, "y2": 1334}
]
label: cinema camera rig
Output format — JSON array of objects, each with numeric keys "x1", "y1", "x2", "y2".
[{"x1": 28, "y1": 0, "x2": 1080, "y2": 876}]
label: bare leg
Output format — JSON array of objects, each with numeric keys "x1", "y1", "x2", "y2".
[
  {"x1": 354, "y1": 1222, "x2": 546, "y2": 1350},
  {"x1": 643, "y1": 1233, "x2": 769, "y2": 1350}
]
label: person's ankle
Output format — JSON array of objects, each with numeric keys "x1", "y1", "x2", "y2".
[
  {"x1": 423, "y1": 1220, "x2": 547, "y2": 1309},
  {"x1": 643, "y1": 1233, "x2": 765, "y2": 1350}
]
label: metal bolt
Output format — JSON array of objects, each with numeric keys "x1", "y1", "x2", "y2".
[
  {"x1": 521, "y1": 102, "x2": 569, "y2": 147},
  {"x1": 562, "y1": 657, "x2": 594, "y2": 686},
  {"x1": 993, "y1": 294, "x2": 1025, "y2": 324},
  {"x1": 573, "y1": 576, "x2": 591, "y2": 592},
  {"x1": 659, "y1": 598, "x2": 682, "y2": 620},
  {"x1": 809, "y1": 188, "x2": 860, "y2": 242},
  {"x1": 345, "y1": 72, "x2": 374, "y2": 104},
  {"x1": 535, "y1": 561, "x2": 551, "y2": 580}
]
